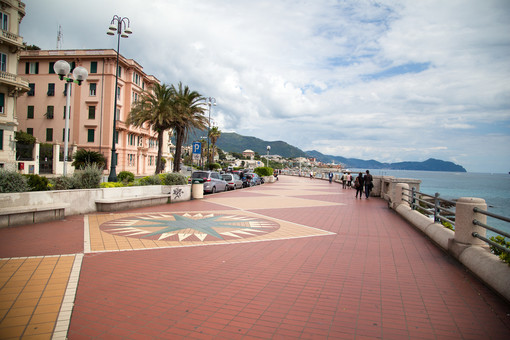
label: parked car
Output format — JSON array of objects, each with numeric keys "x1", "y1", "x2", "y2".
[
  {"x1": 245, "y1": 173, "x2": 262, "y2": 186},
  {"x1": 222, "y1": 173, "x2": 243, "y2": 190},
  {"x1": 189, "y1": 171, "x2": 227, "y2": 193}
]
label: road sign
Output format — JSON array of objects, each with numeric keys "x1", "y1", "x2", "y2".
[
  {"x1": 192, "y1": 142, "x2": 201, "y2": 161},
  {"x1": 192, "y1": 142, "x2": 201, "y2": 155}
]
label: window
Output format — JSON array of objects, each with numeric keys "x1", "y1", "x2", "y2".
[
  {"x1": 117, "y1": 86, "x2": 121, "y2": 100},
  {"x1": 0, "y1": 93, "x2": 4, "y2": 114},
  {"x1": 25, "y1": 62, "x2": 39, "y2": 74},
  {"x1": 46, "y1": 106, "x2": 54, "y2": 119},
  {"x1": 62, "y1": 128, "x2": 69, "y2": 142},
  {"x1": 28, "y1": 83, "x2": 35, "y2": 96},
  {"x1": 27, "y1": 128, "x2": 33, "y2": 135},
  {"x1": 63, "y1": 83, "x2": 71, "y2": 96},
  {"x1": 115, "y1": 131, "x2": 119, "y2": 144},
  {"x1": 49, "y1": 61, "x2": 55, "y2": 74},
  {"x1": 88, "y1": 106, "x2": 95, "y2": 119},
  {"x1": 87, "y1": 129, "x2": 95, "y2": 143},
  {"x1": 90, "y1": 61, "x2": 97, "y2": 74},
  {"x1": 89, "y1": 83, "x2": 96, "y2": 96},
  {"x1": 0, "y1": 53, "x2": 6, "y2": 72},
  {"x1": 0, "y1": 129, "x2": 3, "y2": 150},
  {"x1": 132, "y1": 92, "x2": 138, "y2": 103},
  {"x1": 63, "y1": 106, "x2": 70, "y2": 119},
  {"x1": 46, "y1": 128, "x2": 53, "y2": 142},
  {"x1": 0, "y1": 12, "x2": 8, "y2": 31},
  {"x1": 116, "y1": 108, "x2": 120, "y2": 121},
  {"x1": 128, "y1": 134, "x2": 135, "y2": 146},
  {"x1": 128, "y1": 154, "x2": 135, "y2": 166},
  {"x1": 27, "y1": 106, "x2": 34, "y2": 119},
  {"x1": 117, "y1": 66, "x2": 122, "y2": 77},
  {"x1": 47, "y1": 83, "x2": 55, "y2": 96}
]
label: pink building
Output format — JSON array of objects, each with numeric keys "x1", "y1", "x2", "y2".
[{"x1": 17, "y1": 49, "x2": 171, "y2": 176}]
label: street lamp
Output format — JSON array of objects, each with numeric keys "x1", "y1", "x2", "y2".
[
  {"x1": 53, "y1": 60, "x2": 88, "y2": 176},
  {"x1": 205, "y1": 97, "x2": 216, "y2": 166},
  {"x1": 266, "y1": 145, "x2": 271, "y2": 167},
  {"x1": 107, "y1": 15, "x2": 132, "y2": 182}
]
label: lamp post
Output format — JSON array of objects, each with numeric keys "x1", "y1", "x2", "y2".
[
  {"x1": 266, "y1": 145, "x2": 271, "y2": 167},
  {"x1": 107, "y1": 15, "x2": 132, "y2": 182},
  {"x1": 205, "y1": 97, "x2": 216, "y2": 166},
  {"x1": 53, "y1": 60, "x2": 88, "y2": 176}
]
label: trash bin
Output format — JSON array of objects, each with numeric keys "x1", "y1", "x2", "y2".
[{"x1": 191, "y1": 178, "x2": 204, "y2": 199}]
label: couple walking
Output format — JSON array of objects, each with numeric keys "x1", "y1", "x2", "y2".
[{"x1": 354, "y1": 170, "x2": 373, "y2": 199}]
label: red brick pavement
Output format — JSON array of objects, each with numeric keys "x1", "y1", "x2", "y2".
[{"x1": 1, "y1": 175, "x2": 510, "y2": 339}]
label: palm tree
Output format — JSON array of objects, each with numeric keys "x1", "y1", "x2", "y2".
[
  {"x1": 208, "y1": 126, "x2": 221, "y2": 165},
  {"x1": 170, "y1": 82, "x2": 207, "y2": 172},
  {"x1": 126, "y1": 83, "x2": 173, "y2": 174}
]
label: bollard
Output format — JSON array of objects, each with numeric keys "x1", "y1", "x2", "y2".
[{"x1": 454, "y1": 197, "x2": 487, "y2": 246}]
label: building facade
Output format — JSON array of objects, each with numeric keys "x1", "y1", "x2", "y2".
[
  {"x1": 17, "y1": 49, "x2": 172, "y2": 176},
  {"x1": 0, "y1": 0, "x2": 30, "y2": 170}
]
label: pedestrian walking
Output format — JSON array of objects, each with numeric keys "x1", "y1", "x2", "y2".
[
  {"x1": 328, "y1": 172, "x2": 333, "y2": 183},
  {"x1": 347, "y1": 173, "x2": 352, "y2": 188},
  {"x1": 355, "y1": 172, "x2": 364, "y2": 199},
  {"x1": 342, "y1": 173, "x2": 347, "y2": 189},
  {"x1": 364, "y1": 170, "x2": 373, "y2": 198}
]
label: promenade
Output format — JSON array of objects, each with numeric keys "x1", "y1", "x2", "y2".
[{"x1": 1, "y1": 175, "x2": 509, "y2": 339}]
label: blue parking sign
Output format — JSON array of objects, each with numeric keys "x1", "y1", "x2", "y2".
[{"x1": 192, "y1": 142, "x2": 201, "y2": 154}]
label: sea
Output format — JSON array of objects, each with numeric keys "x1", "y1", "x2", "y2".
[{"x1": 346, "y1": 169, "x2": 510, "y2": 238}]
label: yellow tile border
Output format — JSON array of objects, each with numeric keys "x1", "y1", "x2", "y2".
[{"x1": 0, "y1": 254, "x2": 83, "y2": 340}]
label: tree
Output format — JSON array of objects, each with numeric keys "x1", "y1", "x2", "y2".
[
  {"x1": 72, "y1": 149, "x2": 106, "y2": 169},
  {"x1": 170, "y1": 82, "x2": 207, "y2": 172},
  {"x1": 208, "y1": 126, "x2": 221, "y2": 164},
  {"x1": 127, "y1": 83, "x2": 173, "y2": 174}
]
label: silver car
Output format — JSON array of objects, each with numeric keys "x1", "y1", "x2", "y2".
[
  {"x1": 222, "y1": 173, "x2": 243, "y2": 190},
  {"x1": 190, "y1": 171, "x2": 227, "y2": 194}
]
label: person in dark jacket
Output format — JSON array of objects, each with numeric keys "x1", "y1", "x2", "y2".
[
  {"x1": 364, "y1": 170, "x2": 373, "y2": 198},
  {"x1": 355, "y1": 172, "x2": 364, "y2": 199}
]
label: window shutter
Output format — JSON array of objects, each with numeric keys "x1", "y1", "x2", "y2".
[
  {"x1": 25, "y1": 62, "x2": 29, "y2": 74},
  {"x1": 35, "y1": 62, "x2": 39, "y2": 74}
]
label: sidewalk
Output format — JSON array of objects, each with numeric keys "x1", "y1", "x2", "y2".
[{"x1": 1, "y1": 175, "x2": 509, "y2": 339}]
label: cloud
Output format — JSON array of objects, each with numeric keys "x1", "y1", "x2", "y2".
[{"x1": 20, "y1": 0, "x2": 510, "y2": 173}]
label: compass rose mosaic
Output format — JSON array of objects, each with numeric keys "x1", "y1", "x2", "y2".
[
  {"x1": 87, "y1": 210, "x2": 334, "y2": 253},
  {"x1": 100, "y1": 212, "x2": 280, "y2": 242}
]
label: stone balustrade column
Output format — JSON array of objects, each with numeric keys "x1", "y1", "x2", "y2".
[
  {"x1": 454, "y1": 197, "x2": 487, "y2": 246},
  {"x1": 394, "y1": 183, "x2": 409, "y2": 209}
]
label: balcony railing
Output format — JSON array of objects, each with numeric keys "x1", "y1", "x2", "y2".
[
  {"x1": 1, "y1": 29, "x2": 24, "y2": 47},
  {"x1": 0, "y1": 70, "x2": 30, "y2": 91}
]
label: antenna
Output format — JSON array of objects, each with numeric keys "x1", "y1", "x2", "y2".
[{"x1": 56, "y1": 25, "x2": 63, "y2": 49}]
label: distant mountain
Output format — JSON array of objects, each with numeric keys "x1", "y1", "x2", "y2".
[
  {"x1": 305, "y1": 150, "x2": 467, "y2": 172},
  {"x1": 182, "y1": 129, "x2": 466, "y2": 172},
  {"x1": 184, "y1": 130, "x2": 307, "y2": 158}
]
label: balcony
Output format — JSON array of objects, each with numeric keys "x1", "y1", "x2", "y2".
[
  {"x1": 1, "y1": 29, "x2": 24, "y2": 49},
  {"x1": 0, "y1": 70, "x2": 30, "y2": 95}
]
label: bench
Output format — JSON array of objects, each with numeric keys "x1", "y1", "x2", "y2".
[
  {"x1": 0, "y1": 203, "x2": 69, "y2": 228},
  {"x1": 95, "y1": 194, "x2": 171, "y2": 212}
]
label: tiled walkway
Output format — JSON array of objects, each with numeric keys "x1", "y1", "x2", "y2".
[{"x1": 0, "y1": 175, "x2": 509, "y2": 339}]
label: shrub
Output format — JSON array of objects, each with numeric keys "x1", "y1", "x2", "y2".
[
  {"x1": 138, "y1": 175, "x2": 161, "y2": 186},
  {"x1": 441, "y1": 221, "x2": 454, "y2": 231},
  {"x1": 254, "y1": 166, "x2": 273, "y2": 177},
  {"x1": 72, "y1": 164, "x2": 102, "y2": 189},
  {"x1": 161, "y1": 172, "x2": 187, "y2": 185},
  {"x1": 207, "y1": 163, "x2": 221, "y2": 170},
  {"x1": 50, "y1": 176, "x2": 75, "y2": 190},
  {"x1": 72, "y1": 149, "x2": 106, "y2": 169},
  {"x1": 118, "y1": 171, "x2": 135, "y2": 183},
  {"x1": 490, "y1": 236, "x2": 510, "y2": 266},
  {"x1": 24, "y1": 174, "x2": 50, "y2": 191},
  {"x1": 100, "y1": 182, "x2": 124, "y2": 188},
  {"x1": 0, "y1": 169, "x2": 29, "y2": 193}
]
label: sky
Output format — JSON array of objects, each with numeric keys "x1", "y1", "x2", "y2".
[{"x1": 21, "y1": 0, "x2": 510, "y2": 173}]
